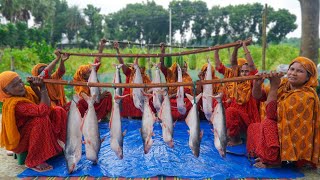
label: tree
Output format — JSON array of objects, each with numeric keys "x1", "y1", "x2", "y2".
[
  {"x1": 299, "y1": 0, "x2": 319, "y2": 64},
  {"x1": 191, "y1": 1, "x2": 208, "y2": 44},
  {"x1": 65, "y1": 5, "x2": 85, "y2": 42}
]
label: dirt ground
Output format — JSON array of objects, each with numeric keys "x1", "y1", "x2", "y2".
[{"x1": 0, "y1": 114, "x2": 320, "y2": 179}]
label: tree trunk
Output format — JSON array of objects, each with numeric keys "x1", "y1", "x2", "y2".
[{"x1": 299, "y1": 0, "x2": 319, "y2": 64}]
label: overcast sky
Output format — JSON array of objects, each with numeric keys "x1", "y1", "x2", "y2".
[{"x1": 66, "y1": 0, "x2": 306, "y2": 38}]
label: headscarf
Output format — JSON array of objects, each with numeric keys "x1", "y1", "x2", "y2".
[
  {"x1": 277, "y1": 56, "x2": 320, "y2": 164},
  {"x1": 0, "y1": 71, "x2": 19, "y2": 102},
  {"x1": 31, "y1": 63, "x2": 47, "y2": 76},
  {"x1": 237, "y1": 58, "x2": 248, "y2": 66},
  {"x1": 73, "y1": 64, "x2": 91, "y2": 96}
]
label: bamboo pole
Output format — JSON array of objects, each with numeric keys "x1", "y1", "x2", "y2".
[
  {"x1": 60, "y1": 39, "x2": 252, "y2": 58},
  {"x1": 262, "y1": 4, "x2": 268, "y2": 71},
  {"x1": 43, "y1": 72, "x2": 284, "y2": 88}
]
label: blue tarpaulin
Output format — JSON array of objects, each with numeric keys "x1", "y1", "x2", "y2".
[{"x1": 18, "y1": 119, "x2": 304, "y2": 179}]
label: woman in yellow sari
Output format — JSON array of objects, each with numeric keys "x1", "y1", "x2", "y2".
[{"x1": 249, "y1": 56, "x2": 320, "y2": 168}]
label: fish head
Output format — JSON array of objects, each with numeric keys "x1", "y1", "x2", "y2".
[
  {"x1": 116, "y1": 147, "x2": 124, "y2": 159},
  {"x1": 65, "y1": 156, "x2": 77, "y2": 174},
  {"x1": 218, "y1": 148, "x2": 226, "y2": 158},
  {"x1": 143, "y1": 137, "x2": 153, "y2": 154},
  {"x1": 166, "y1": 139, "x2": 174, "y2": 148},
  {"x1": 189, "y1": 138, "x2": 200, "y2": 157}
]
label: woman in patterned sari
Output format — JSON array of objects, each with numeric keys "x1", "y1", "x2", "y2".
[{"x1": 248, "y1": 56, "x2": 320, "y2": 168}]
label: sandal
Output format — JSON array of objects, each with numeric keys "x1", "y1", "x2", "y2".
[{"x1": 26, "y1": 162, "x2": 53, "y2": 172}]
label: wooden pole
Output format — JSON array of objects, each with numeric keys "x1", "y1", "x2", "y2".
[
  {"x1": 42, "y1": 72, "x2": 284, "y2": 88},
  {"x1": 60, "y1": 39, "x2": 252, "y2": 58},
  {"x1": 262, "y1": 4, "x2": 268, "y2": 71}
]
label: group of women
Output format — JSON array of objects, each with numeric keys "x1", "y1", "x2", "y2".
[{"x1": 0, "y1": 38, "x2": 319, "y2": 172}]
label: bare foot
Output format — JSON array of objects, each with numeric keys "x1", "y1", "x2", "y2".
[
  {"x1": 253, "y1": 158, "x2": 281, "y2": 168},
  {"x1": 27, "y1": 162, "x2": 53, "y2": 172},
  {"x1": 227, "y1": 139, "x2": 243, "y2": 146}
]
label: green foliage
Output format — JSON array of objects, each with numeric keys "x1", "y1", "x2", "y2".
[
  {"x1": 138, "y1": 50, "x2": 146, "y2": 68},
  {"x1": 164, "y1": 56, "x2": 173, "y2": 68},
  {"x1": 189, "y1": 54, "x2": 197, "y2": 70},
  {"x1": 29, "y1": 40, "x2": 54, "y2": 64},
  {"x1": 175, "y1": 56, "x2": 184, "y2": 67}
]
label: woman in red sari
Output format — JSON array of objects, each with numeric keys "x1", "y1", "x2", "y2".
[
  {"x1": 248, "y1": 57, "x2": 320, "y2": 168},
  {"x1": 0, "y1": 71, "x2": 67, "y2": 172},
  {"x1": 64, "y1": 39, "x2": 113, "y2": 121},
  {"x1": 214, "y1": 41, "x2": 261, "y2": 146},
  {"x1": 114, "y1": 42, "x2": 151, "y2": 119}
]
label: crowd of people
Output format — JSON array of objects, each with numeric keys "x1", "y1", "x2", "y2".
[{"x1": 0, "y1": 38, "x2": 319, "y2": 172}]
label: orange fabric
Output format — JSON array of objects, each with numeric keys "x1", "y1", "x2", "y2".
[
  {"x1": 0, "y1": 86, "x2": 38, "y2": 150},
  {"x1": 277, "y1": 57, "x2": 320, "y2": 165},
  {"x1": 222, "y1": 66, "x2": 251, "y2": 105},
  {"x1": 166, "y1": 63, "x2": 192, "y2": 95},
  {"x1": 32, "y1": 63, "x2": 66, "y2": 106},
  {"x1": 260, "y1": 84, "x2": 270, "y2": 121},
  {"x1": 237, "y1": 58, "x2": 247, "y2": 66},
  {"x1": 200, "y1": 63, "x2": 221, "y2": 94},
  {"x1": 73, "y1": 64, "x2": 91, "y2": 96},
  {"x1": 31, "y1": 63, "x2": 47, "y2": 76},
  {"x1": 0, "y1": 71, "x2": 20, "y2": 102},
  {"x1": 128, "y1": 66, "x2": 151, "y2": 95}
]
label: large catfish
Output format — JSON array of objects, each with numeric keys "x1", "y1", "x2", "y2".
[
  {"x1": 176, "y1": 64, "x2": 186, "y2": 115},
  {"x1": 152, "y1": 63, "x2": 163, "y2": 113},
  {"x1": 81, "y1": 93, "x2": 101, "y2": 163},
  {"x1": 88, "y1": 63, "x2": 100, "y2": 103},
  {"x1": 210, "y1": 92, "x2": 227, "y2": 157},
  {"x1": 202, "y1": 59, "x2": 213, "y2": 121},
  {"x1": 58, "y1": 96, "x2": 82, "y2": 174},
  {"x1": 185, "y1": 93, "x2": 203, "y2": 157},
  {"x1": 140, "y1": 92, "x2": 157, "y2": 154},
  {"x1": 132, "y1": 59, "x2": 144, "y2": 112},
  {"x1": 158, "y1": 88, "x2": 174, "y2": 148},
  {"x1": 113, "y1": 64, "x2": 123, "y2": 111}
]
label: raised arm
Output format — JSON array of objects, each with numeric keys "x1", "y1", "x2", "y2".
[
  {"x1": 96, "y1": 38, "x2": 107, "y2": 63},
  {"x1": 242, "y1": 38, "x2": 256, "y2": 71},
  {"x1": 214, "y1": 49, "x2": 222, "y2": 68},
  {"x1": 114, "y1": 41, "x2": 129, "y2": 74},
  {"x1": 230, "y1": 41, "x2": 242, "y2": 68},
  {"x1": 252, "y1": 73, "x2": 265, "y2": 100},
  {"x1": 159, "y1": 42, "x2": 168, "y2": 75},
  {"x1": 40, "y1": 50, "x2": 61, "y2": 77},
  {"x1": 27, "y1": 76, "x2": 50, "y2": 107},
  {"x1": 58, "y1": 53, "x2": 70, "y2": 76}
]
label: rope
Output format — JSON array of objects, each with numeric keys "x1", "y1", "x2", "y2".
[{"x1": 193, "y1": 80, "x2": 197, "y2": 104}]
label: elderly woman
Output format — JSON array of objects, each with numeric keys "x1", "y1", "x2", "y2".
[
  {"x1": 248, "y1": 57, "x2": 320, "y2": 168},
  {"x1": 214, "y1": 41, "x2": 262, "y2": 146},
  {"x1": 0, "y1": 71, "x2": 67, "y2": 172}
]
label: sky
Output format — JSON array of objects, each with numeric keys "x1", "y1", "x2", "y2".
[{"x1": 66, "y1": 0, "x2": 304, "y2": 38}]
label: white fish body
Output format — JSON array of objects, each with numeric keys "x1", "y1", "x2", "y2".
[
  {"x1": 141, "y1": 93, "x2": 156, "y2": 154},
  {"x1": 159, "y1": 88, "x2": 174, "y2": 147},
  {"x1": 211, "y1": 92, "x2": 227, "y2": 157},
  {"x1": 82, "y1": 93, "x2": 101, "y2": 163},
  {"x1": 185, "y1": 93, "x2": 203, "y2": 157},
  {"x1": 61, "y1": 96, "x2": 83, "y2": 173},
  {"x1": 176, "y1": 64, "x2": 186, "y2": 115},
  {"x1": 88, "y1": 63, "x2": 100, "y2": 103},
  {"x1": 152, "y1": 64, "x2": 163, "y2": 113},
  {"x1": 202, "y1": 59, "x2": 213, "y2": 121},
  {"x1": 132, "y1": 63, "x2": 144, "y2": 112}
]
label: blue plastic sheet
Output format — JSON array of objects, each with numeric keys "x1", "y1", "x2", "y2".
[{"x1": 18, "y1": 119, "x2": 304, "y2": 179}]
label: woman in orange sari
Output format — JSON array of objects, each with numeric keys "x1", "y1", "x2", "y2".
[
  {"x1": 67, "y1": 39, "x2": 112, "y2": 121},
  {"x1": 248, "y1": 57, "x2": 320, "y2": 168},
  {"x1": 0, "y1": 71, "x2": 67, "y2": 172},
  {"x1": 159, "y1": 43, "x2": 193, "y2": 120},
  {"x1": 31, "y1": 50, "x2": 69, "y2": 107},
  {"x1": 214, "y1": 41, "x2": 261, "y2": 146},
  {"x1": 114, "y1": 42, "x2": 151, "y2": 119}
]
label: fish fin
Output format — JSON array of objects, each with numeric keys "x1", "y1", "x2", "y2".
[
  {"x1": 185, "y1": 94, "x2": 193, "y2": 103},
  {"x1": 187, "y1": 130, "x2": 190, "y2": 135},
  {"x1": 122, "y1": 130, "x2": 127, "y2": 137},
  {"x1": 98, "y1": 119, "x2": 101, "y2": 123},
  {"x1": 57, "y1": 140, "x2": 65, "y2": 150},
  {"x1": 200, "y1": 130, "x2": 204, "y2": 139}
]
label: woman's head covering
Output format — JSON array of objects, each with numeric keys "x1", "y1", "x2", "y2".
[
  {"x1": 73, "y1": 64, "x2": 91, "y2": 95},
  {"x1": 31, "y1": 63, "x2": 47, "y2": 76},
  {"x1": 200, "y1": 63, "x2": 216, "y2": 78},
  {"x1": 0, "y1": 71, "x2": 19, "y2": 102},
  {"x1": 237, "y1": 58, "x2": 248, "y2": 66},
  {"x1": 289, "y1": 56, "x2": 318, "y2": 87}
]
